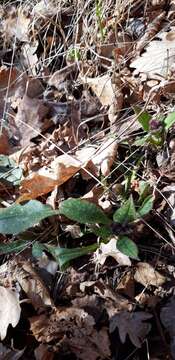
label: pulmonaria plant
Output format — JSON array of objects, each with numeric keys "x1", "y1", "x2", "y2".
[
  {"x1": 0, "y1": 192, "x2": 153, "y2": 270},
  {"x1": 58, "y1": 194, "x2": 153, "y2": 267},
  {"x1": 134, "y1": 107, "x2": 175, "y2": 147}
]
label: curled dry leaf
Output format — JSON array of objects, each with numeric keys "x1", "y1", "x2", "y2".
[
  {"x1": 134, "y1": 262, "x2": 166, "y2": 287},
  {"x1": 75, "y1": 279, "x2": 132, "y2": 319},
  {"x1": 18, "y1": 154, "x2": 81, "y2": 201},
  {"x1": 93, "y1": 238, "x2": 131, "y2": 267},
  {"x1": 109, "y1": 310, "x2": 152, "y2": 347},
  {"x1": 30, "y1": 307, "x2": 110, "y2": 360},
  {"x1": 14, "y1": 260, "x2": 53, "y2": 309},
  {"x1": 131, "y1": 28, "x2": 175, "y2": 77},
  {"x1": 0, "y1": 286, "x2": 21, "y2": 340},
  {"x1": 21, "y1": 43, "x2": 39, "y2": 75},
  {"x1": 19, "y1": 137, "x2": 117, "y2": 200}
]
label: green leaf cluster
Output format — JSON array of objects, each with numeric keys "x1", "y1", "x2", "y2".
[{"x1": 0, "y1": 194, "x2": 153, "y2": 269}]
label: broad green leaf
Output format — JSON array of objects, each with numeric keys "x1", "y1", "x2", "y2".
[
  {"x1": 59, "y1": 199, "x2": 111, "y2": 225},
  {"x1": 0, "y1": 240, "x2": 29, "y2": 254},
  {"x1": 164, "y1": 112, "x2": 175, "y2": 130},
  {"x1": 46, "y1": 243, "x2": 98, "y2": 270},
  {"x1": 113, "y1": 196, "x2": 137, "y2": 224},
  {"x1": 0, "y1": 200, "x2": 59, "y2": 234},
  {"x1": 133, "y1": 106, "x2": 152, "y2": 132},
  {"x1": 117, "y1": 236, "x2": 139, "y2": 259},
  {"x1": 138, "y1": 195, "x2": 153, "y2": 217},
  {"x1": 32, "y1": 242, "x2": 46, "y2": 258},
  {"x1": 0, "y1": 155, "x2": 22, "y2": 186}
]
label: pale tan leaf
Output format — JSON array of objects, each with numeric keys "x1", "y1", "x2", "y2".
[
  {"x1": 93, "y1": 238, "x2": 131, "y2": 266},
  {"x1": 134, "y1": 262, "x2": 166, "y2": 287},
  {"x1": 14, "y1": 260, "x2": 53, "y2": 309},
  {"x1": 91, "y1": 138, "x2": 118, "y2": 176},
  {"x1": 80, "y1": 74, "x2": 115, "y2": 106},
  {"x1": 131, "y1": 28, "x2": 175, "y2": 77},
  {"x1": 2, "y1": 10, "x2": 30, "y2": 42},
  {"x1": 32, "y1": 0, "x2": 57, "y2": 16},
  {"x1": 0, "y1": 286, "x2": 21, "y2": 340},
  {"x1": 77, "y1": 138, "x2": 118, "y2": 177}
]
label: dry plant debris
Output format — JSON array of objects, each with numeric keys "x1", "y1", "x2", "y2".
[{"x1": 1, "y1": 0, "x2": 175, "y2": 359}]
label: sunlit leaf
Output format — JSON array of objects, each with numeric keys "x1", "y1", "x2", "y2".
[
  {"x1": 59, "y1": 198, "x2": 111, "y2": 225},
  {"x1": 164, "y1": 112, "x2": 175, "y2": 130},
  {"x1": 0, "y1": 200, "x2": 59, "y2": 234},
  {"x1": 133, "y1": 106, "x2": 152, "y2": 132}
]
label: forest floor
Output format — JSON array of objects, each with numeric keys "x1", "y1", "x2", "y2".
[{"x1": 1, "y1": 0, "x2": 175, "y2": 359}]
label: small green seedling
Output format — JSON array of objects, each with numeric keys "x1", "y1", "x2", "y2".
[{"x1": 95, "y1": 0, "x2": 106, "y2": 41}]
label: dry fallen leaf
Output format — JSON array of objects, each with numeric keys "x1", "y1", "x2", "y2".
[
  {"x1": 2, "y1": 9, "x2": 30, "y2": 42},
  {"x1": 0, "y1": 286, "x2": 21, "y2": 340},
  {"x1": 134, "y1": 262, "x2": 166, "y2": 287},
  {"x1": 15, "y1": 94, "x2": 49, "y2": 147},
  {"x1": 0, "y1": 128, "x2": 10, "y2": 155},
  {"x1": 109, "y1": 310, "x2": 152, "y2": 347},
  {"x1": 77, "y1": 137, "x2": 118, "y2": 177},
  {"x1": 32, "y1": 0, "x2": 58, "y2": 17},
  {"x1": 30, "y1": 307, "x2": 111, "y2": 360},
  {"x1": 0, "y1": 66, "x2": 19, "y2": 92},
  {"x1": 14, "y1": 260, "x2": 53, "y2": 309},
  {"x1": 80, "y1": 74, "x2": 115, "y2": 106},
  {"x1": 93, "y1": 238, "x2": 131, "y2": 266},
  {"x1": 18, "y1": 135, "x2": 118, "y2": 201},
  {"x1": 18, "y1": 154, "x2": 81, "y2": 201},
  {"x1": 48, "y1": 63, "x2": 78, "y2": 88},
  {"x1": 34, "y1": 344, "x2": 54, "y2": 360},
  {"x1": 131, "y1": 28, "x2": 175, "y2": 77}
]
